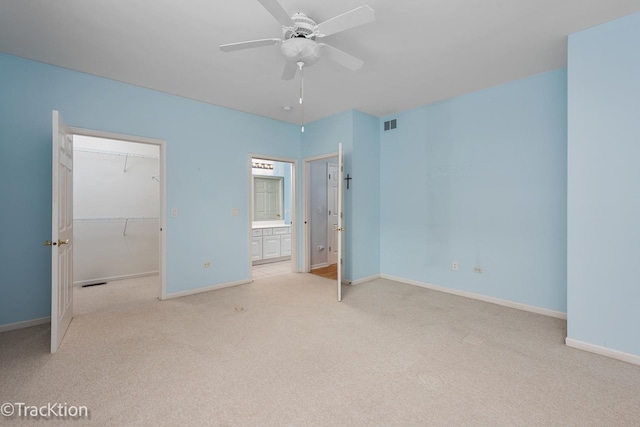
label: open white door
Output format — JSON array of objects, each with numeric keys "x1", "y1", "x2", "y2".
[
  {"x1": 337, "y1": 143, "x2": 344, "y2": 302},
  {"x1": 49, "y1": 110, "x2": 74, "y2": 353}
]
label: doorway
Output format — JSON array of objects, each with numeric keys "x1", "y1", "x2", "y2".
[
  {"x1": 303, "y1": 153, "x2": 338, "y2": 281},
  {"x1": 249, "y1": 155, "x2": 297, "y2": 280},
  {"x1": 70, "y1": 129, "x2": 167, "y2": 306}
]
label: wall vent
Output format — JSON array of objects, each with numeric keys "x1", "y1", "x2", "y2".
[{"x1": 383, "y1": 119, "x2": 397, "y2": 131}]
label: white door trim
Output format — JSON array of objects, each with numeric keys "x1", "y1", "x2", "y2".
[
  {"x1": 337, "y1": 143, "x2": 344, "y2": 302},
  {"x1": 69, "y1": 126, "x2": 167, "y2": 300},
  {"x1": 302, "y1": 151, "x2": 338, "y2": 273},
  {"x1": 248, "y1": 153, "x2": 298, "y2": 277}
]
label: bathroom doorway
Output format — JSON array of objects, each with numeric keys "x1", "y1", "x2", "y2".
[{"x1": 249, "y1": 155, "x2": 297, "y2": 280}]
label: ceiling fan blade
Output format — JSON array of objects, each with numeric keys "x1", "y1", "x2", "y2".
[
  {"x1": 314, "y1": 5, "x2": 375, "y2": 38},
  {"x1": 281, "y1": 61, "x2": 298, "y2": 80},
  {"x1": 319, "y1": 44, "x2": 364, "y2": 71},
  {"x1": 220, "y1": 38, "x2": 281, "y2": 52},
  {"x1": 257, "y1": 0, "x2": 294, "y2": 27}
]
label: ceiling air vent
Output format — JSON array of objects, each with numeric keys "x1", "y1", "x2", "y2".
[{"x1": 383, "y1": 119, "x2": 397, "y2": 131}]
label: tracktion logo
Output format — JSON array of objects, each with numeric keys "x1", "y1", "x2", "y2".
[{"x1": 2, "y1": 402, "x2": 89, "y2": 419}]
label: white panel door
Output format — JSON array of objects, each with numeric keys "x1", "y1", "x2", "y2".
[
  {"x1": 327, "y1": 163, "x2": 338, "y2": 265},
  {"x1": 50, "y1": 110, "x2": 74, "y2": 353},
  {"x1": 337, "y1": 143, "x2": 344, "y2": 302}
]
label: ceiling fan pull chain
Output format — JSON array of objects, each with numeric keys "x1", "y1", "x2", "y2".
[{"x1": 298, "y1": 61, "x2": 305, "y2": 132}]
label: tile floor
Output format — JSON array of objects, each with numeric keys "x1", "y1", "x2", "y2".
[{"x1": 252, "y1": 260, "x2": 293, "y2": 279}]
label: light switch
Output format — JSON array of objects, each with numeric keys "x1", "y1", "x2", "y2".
[{"x1": 171, "y1": 208, "x2": 178, "y2": 217}]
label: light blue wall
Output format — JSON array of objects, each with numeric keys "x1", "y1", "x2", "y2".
[
  {"x1": 567, "y1": 12, "x2": 640, "y2": 356},
  {"x1": 350, "y1": 110, "x2": 380, "y2": 280},
  {"x1": 380, "y1": 69, "x2": 568, "y2": 312},
  {"x1": 0, "y1": 52, "x2": 300, "y2": 326},
  {"x1": 301, "y1": 110, "x2": 352, "y2": 159}
]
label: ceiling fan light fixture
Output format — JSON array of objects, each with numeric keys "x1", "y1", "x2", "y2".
[{"x1": 280, "y1": 38, "x2": 321, "y2": 65}]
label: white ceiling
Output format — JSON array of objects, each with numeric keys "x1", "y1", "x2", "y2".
[{"x1": 1, "y1": 0, "x2": 639, "y2": 124}]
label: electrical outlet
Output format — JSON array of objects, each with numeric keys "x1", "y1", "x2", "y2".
[
  {"x1": 473, "y1": 266, "x2": 483, "y2": 273},
  {"x1": 203, "y1": 262, "x2": 211, "y2": 268},
  {"x1": 452, "y1": 262, "x2": 459, "y2": 271},
  {"x1": 231, "y1": 208, "x2": 239, "y2": 216}
]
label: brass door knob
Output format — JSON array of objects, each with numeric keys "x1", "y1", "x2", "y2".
[{"x1": 43, "y1": 239, "x2": 69, "y2": 246}]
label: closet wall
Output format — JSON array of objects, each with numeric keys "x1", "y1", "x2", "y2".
[{"x1": 73, "y1": 136, "x2": 160, "y2": 285}]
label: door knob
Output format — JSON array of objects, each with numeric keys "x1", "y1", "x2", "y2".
[{"x1": 44, "y1": 240, "x2": 69, "y2": 246}]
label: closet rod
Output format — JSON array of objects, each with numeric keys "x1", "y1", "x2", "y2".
[
  {"x1": 74, "y1": 147, "x2": 159, "y2": 160},
  {"x1": 74, "y1": 217, "x2": 159, "y2": 223}
]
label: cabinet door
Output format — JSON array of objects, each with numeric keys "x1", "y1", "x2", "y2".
[
  {"x1": 262, "y1": 235, "x2": 281, "y2": 259},
  {"x1": 280, "y1": 234, "x2": 292, "y2": 256},
  {"x1": 251, "y1": 237, "x2": 263, "y2": 261}
]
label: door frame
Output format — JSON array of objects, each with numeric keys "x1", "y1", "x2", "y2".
[
  {"x1": 302, "y1": 151, "x2": 338, "y2": 273},
  {"x1": 327, "y1": 162, "x2": 339, "y2": 266},
  {"x1": 248, "y1": 153, "x2": 298, "y2": 276},
  {"x1": 70, "y1": 126, "x2": 168, "y2": 300}
]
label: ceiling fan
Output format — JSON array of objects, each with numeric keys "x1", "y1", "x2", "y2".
[{"x1": 219, "y1": 0, "x2": 375, "y2": 80}]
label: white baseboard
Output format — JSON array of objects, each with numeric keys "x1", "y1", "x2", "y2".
[
  {"x1": 0, "y1": 316, "x2": 50, "y2": 333},
  {"x1": 566, "y1": 338, "x2": 640, "y2": 366},
  {"x1": 74, "y1": 271, "x2": 159, "y2": 287},
  {"x1": 350, "y1": 274, "x2": 381, "y2": 286},
  {"x1": 163, "y1": 279, "x2": 252, "y2": 300},
  {"x1": 380, "y1": 274, "x2": 567, "y2": 320}
]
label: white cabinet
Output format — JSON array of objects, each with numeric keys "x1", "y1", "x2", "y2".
[
  {"x1": 252, "y1": 225, "x2": 291, "y2": 263},
  {"x1": 262, "y1": 235, "x2": 281, "y2": 259},
  {"x1": 251, "y1": 229, "x2": 263, "y2": 261},
  {"x1": 251, "y1": 237, "x2": 262, "y2": 261}
]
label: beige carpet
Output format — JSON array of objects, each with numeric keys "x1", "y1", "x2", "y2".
[{"x1": 1, "y1": 274, "x2": 639, "y2": 426}]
